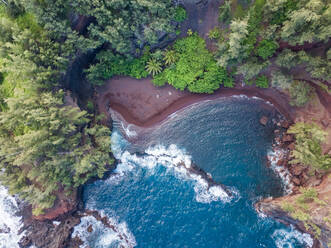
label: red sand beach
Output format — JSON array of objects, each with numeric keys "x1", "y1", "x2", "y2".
[{"x1": 96, "y1": 76, "x2": 295, "y2": 128}]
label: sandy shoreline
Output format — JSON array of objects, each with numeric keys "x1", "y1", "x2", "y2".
[{"x1": 96, "y1": 77, "x2": 294, "y2": 128}]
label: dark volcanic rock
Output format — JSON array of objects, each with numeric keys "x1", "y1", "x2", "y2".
[
  {"x1": 0, "y1": 224, "x2": 10, "y2": 234},
  {"x1": 260, "y1": 116, "x2": 269, "y2": 125},
  {"x1": 21, "y1": 214, "x2": 81, "y2": 248},
  {"x1": 290, "y1": 165, "x2": 305, "y2": 176},
  {"x1": 287, "y1": 142, "x2": 295, "y2": 150},
  {"x1": 255, "y1": 201, "x2": 321, "y2": 248},
  {"x1": 280, "y1": 120, "x2": 290, "y2": 129},
  {"x1": 87, "y1": 224, "x2": 93, "y2": 233},
  {"x1": 282, "y1": 134, "x2": 293, "y2": 143},
  {"x1": 292, "y1": 177, "x2": 301, "y2": 186}
]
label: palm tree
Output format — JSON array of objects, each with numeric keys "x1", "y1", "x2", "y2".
[
  {"x1": 145, "y1": 59, "x2": 162, "y2": 76},
  {"x1": 163, "y1": 49, "x2": 177, "y2": 66}
]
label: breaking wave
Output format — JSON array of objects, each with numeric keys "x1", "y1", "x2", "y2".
[
  {"x1": 72, "y1": 214, "x2": 136, "y2": 248},
  {"x1": 272, "y1": 226, "x2": 313, "y2": 248},
  {"x1": 268, "y1": 149, "x2": 293, "y2": 194},
  {"x1": 0, "y1": 185, "x2": 24, "y2": 248},
  {"x1": 110, "y1": 131, "x2": 235, "y2": 204}
]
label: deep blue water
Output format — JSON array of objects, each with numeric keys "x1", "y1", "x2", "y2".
[{"x1": 81, "y1": 97, "x2": 312, "y2": 248}]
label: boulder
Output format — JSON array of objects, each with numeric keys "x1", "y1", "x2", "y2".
[
  {"x1": 290, "y1": 165, "x2": 304, "y2": 176},
  {"x1": 280, "y1": 120, "x2": 290, "y2": 129},
  {"x1": 292, "y1": 177, "x2": 301, "y2": 186},
  {"x1": 19, "y1": 236, "x2": 32, "y2": 248},
  {"x1": 260, "y1": 116, "x2": 269, "y2": 126},
  {"x1": 87, "y1": 224, "x2": 93, "y2": 233},
  {"x1": 282, "y1": 134, "x2": 293, "y2": 143},
  {"x1": 287, "y1": 142, "x2": 295, "y2": 150},
  {"x1": 0, "y1": 224, "x2": 10, "y2": 234},
  {"x1": 277, "y1": 159, "x2": 285, "y2": 167}
]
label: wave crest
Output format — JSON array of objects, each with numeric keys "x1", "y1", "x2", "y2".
[
  {"x1": 72, "y1": 214, "x2": 137, "y2": 248},
  {"x1": 110, "y1": 131, "x2": 236, "y2": 204}
]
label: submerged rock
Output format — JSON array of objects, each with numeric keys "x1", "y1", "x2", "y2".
[{"x1": 260, "y1": 116, "x2": 269, "y2": 126}]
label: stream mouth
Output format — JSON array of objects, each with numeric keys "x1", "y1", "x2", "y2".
[{"x1": 78, "y1": 97, "x2": 313, "y2": 248}]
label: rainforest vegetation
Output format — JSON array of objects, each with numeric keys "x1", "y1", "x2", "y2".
[{"x1": 0, "y1": 0, "x2": 330, "y2": 215}]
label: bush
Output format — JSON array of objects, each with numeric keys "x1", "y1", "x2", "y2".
[
  {"x1": 86, "y1": 50, "x2": 150, "y2": 85},
  {"x1": 257, "y1": 39, "x2": 279, "y2": 59},
  {"x1": 288, "y1": 122, "x2": 331, "y2": 171},
  {"x1": 288, "y1": 80, "x2": 314, "y2": 107},
  {"x1": 152, "y1": 33, "x2": 232, "y2": 93},
  {"x1": 255, "y1": 75, "x2": 269, "y2": 88},
  {"x1": 174, "y1": 6, "x2": 187, "y2": 22},
  {"x1": 208, "y1": 27, "x2": 221, "y2": 40},
  {"x1": 236, "y1": 59, "x2": 270, "y2": 81},
  {"x1": 271, "y1": 70, "x2": 293, "y2": 89},
  {"x1": 218, "y1": 0, "x2": 231, "y2": 23}
]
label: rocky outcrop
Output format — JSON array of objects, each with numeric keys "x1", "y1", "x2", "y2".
[
  {"x1": 33, "y1": 189, "x2": 78, "y2": 221},
  {"x1": 256, "y1": 200, "x2": 322, "y2": 248},
  {"x1": 260, "y1": 116, "x2": 269, "y2": 125},
  {"x1": 256, "y1": 174, "x2": 331, "y2": 248},
  {"x1": 20, "y1": 214, "x2": 81, "y2": 248}
]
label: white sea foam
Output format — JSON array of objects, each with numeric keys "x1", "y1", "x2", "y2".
[
  {"x1": 110, "y1": 132, "x2": 234, "y2": 204},
  {"x1": 72, "y1": 214, "x2": 137, "y2": 248},
  {"x1": 0, "y1": 185, "x2": 24, "y2": 248},
  {"x1": 121, "y1": 123, "x2": 137, "y2": 138},
  {"x1": 267, "y1": 149, "x2": 293, "y2": 194},
  {"x1": 272, "y1": 226, "x2": 313, "y2": 248}
]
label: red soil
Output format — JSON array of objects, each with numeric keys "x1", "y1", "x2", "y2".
[{"x1": 96, "y1": 76, "x2": 294, "y2": 128}]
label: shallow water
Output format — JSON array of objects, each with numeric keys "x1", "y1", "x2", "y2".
[{"x1": 80, "y1": 97, "x2": 312, "y2": 248}]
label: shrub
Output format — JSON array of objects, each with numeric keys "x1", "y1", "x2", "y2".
[
  {"x1": 86, "y1": 50, "x2": 150, "y2": 85},
  {"x1": 281, "y1": 202, "x2": 295, "y2": 213},
  {"x1": 257, "y1": 39, "x2": 279, "y2": 59},
  {"x1": 218, "y1": 0, "x2": 231, "y2": 23},
  {"x1": 236, "y1": 59, "x2": 270, "y2": 81},
  {"x1": 145, "y1": 58, "x2": 162, "y2": 76},
  {"x1": 255, "y1": 75, "x2": 269, "y2": 88},
  {"x1": 288, "y1": 80, "x2": 314, "y2": 107},
  {"x1": 208, "y1": 27, "x2": 221, "y2": 40},
  {"x1": 152, "y1": 33, "x2": 232, "y2": 93},
  {"x1": 174, "y1": 6, "x2": 187, "y2": 22},
  {"x1": 288, "y1": 122, "x2": 331, "y2": 171},
  {"x1": 271, "y1": 70, "x2": 293, "y2": 89},
  {"x1": 275, "y1": 49, "x2": 301, "y2": 69},
  {"x1": 163, "y1": 49, "x2": 177, "y2": 66}
]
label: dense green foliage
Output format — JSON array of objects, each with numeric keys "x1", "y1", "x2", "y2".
[
  {"x1": 152, "y1": 34, "x2": 233, "y2": 93},
  {"x1": 271, "y1": 71, "x2": 293, "y2": 89},
  {"x1": 0, "y1": 92, "x2": 113, "y2": 215},
  {"x1": 288, "y1": 122, "x2": 331, "y2": 171},
  {"x1": 288, "y1": 80, "x2": 314, "y2": 107},
  {"x1": 215, "y1": 0, "x2": 330, "y2": 105},
  {"x1": 174, "y1": 6, "x2": 187, "y2": 22},
  {"x1": 0, "y1": 0, "x2": 330, "y2": 216},
  {"x1": 21, "y1": 0, "x2": 178, "y2": 55},
  {"x1": 86, "y1": 51, "x2": 150, "y2": 85},
  {"x1": 256, "y1": 40, "x2": 279, "y2": 59},
  {"x1": 218, "y1": 0, "x2": 231, "y2": 23},
  {"x1": 254, "y1": 75, "x2": 269, "y2": 88}
]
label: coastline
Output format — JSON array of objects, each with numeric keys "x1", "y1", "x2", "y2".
[
  {"x1": 96, "y1": 77, "x2": 294, "y2": 129},
  {"x1": 96, "y1": 76, "x2": 331, "y2": 247}
]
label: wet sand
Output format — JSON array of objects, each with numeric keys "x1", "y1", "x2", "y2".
[{"x1": 96, "y1": 76, "x2": 294, "y2": 128}]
